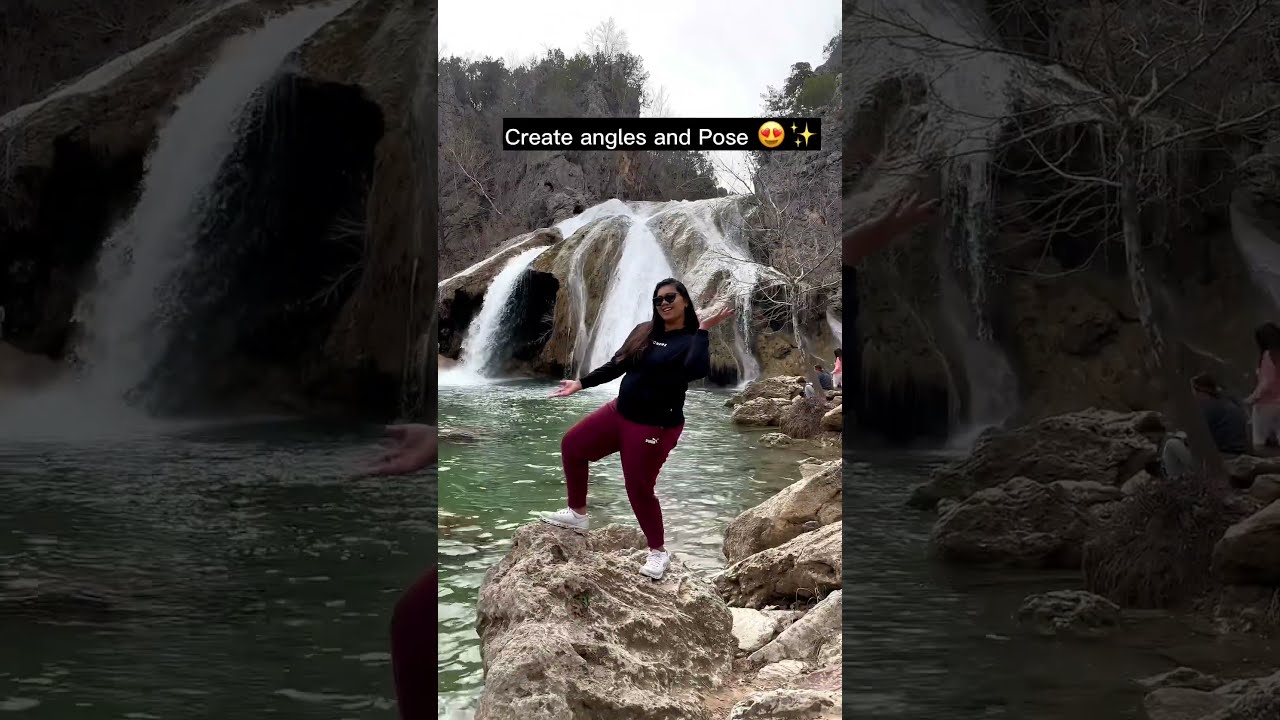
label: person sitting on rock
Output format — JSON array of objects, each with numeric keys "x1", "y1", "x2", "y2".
[
  {"x1": 1245, "y1": 322, "x2": 1280, "y2": 452},
  {"x1": 539, "y1": 278, "x2": 735, "y2": 581},
  {"x1": 815, "y1": 364, "x2": 833, "y2": 392},
  {"x1": 1191, "y1": 373, "x2": 1249, "y2": 455},
  {"x1": 1159, "y1": 431, "x2": 1195, "y2": 480}
]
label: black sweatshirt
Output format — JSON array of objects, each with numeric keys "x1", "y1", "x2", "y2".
[{"x1": 579, "y1": 322, "x2": 711, "y2": 427}]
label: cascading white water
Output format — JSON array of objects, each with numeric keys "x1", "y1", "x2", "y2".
[
  {"x1": 1231, "y1": 205, "x2": 1280, "y2": 309},
  {"x1": 853, "y1": 0, "x2": 1021, "y2": 432},
  {"x1": 453, "y1": 245, "x2": 550, "y2": 379},
  {"x1": 584, "y1": 210, "x2": 677, "y2": 374},
  {"x1": 939, "y1": 258, "x2": 1018, "y2": 445},
  {"x1": 650, "y1": 197, "x2": 763, "y2": 384},
  {"x1": 555, "y1": 198, "x2": 632, "y2": 244},
  {"x1": 827, "y1": 310, "x2": 843, "y2": 346},
  {"x1": 76, "y1": 1, "x2": 355, "y2": 403},
  {"x1": 0, "y1": 2, "x2": 354, "y2": 439}
]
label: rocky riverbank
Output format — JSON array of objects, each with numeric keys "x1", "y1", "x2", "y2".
[
  {"x1": 471, "y1": 455, "x2": 843, "y2": 719},
  {"x1": 726, "y1": 376, "x2": 843, "y2": 455},
  {"x1": 913, "y1": 408, "x2": 1280, "y2": 719}
]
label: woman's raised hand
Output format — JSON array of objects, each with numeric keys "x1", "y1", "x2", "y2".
[
  {"x1": 699, "y1": 302, "x2": 735, "y2": 331},
  {"x1": 550, "y1": 379, "x2": 583, "y2": 398}
]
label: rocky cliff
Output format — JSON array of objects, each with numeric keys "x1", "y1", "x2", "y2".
[{"x1": 845, "y1": 0, "x2": 1280, "y2": 443}]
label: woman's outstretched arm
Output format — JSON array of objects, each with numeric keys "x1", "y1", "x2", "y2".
[
  {"x1": 367, "y1": 424, "x2": 437, "y2": 476},
  {"x1": 578, "y1": 323, "x2": 646, "y2": 389},
  {"x1": 844, "y1": 192, "x2": 939, "y2": 267}
]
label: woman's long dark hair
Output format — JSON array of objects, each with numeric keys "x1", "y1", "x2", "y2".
[
  {"x1": 616, "y1": 278, "x2": 699, "y2": 363},
  {"x1": 1257, "y1": 322, "x2": 1280, "y2": 366}
]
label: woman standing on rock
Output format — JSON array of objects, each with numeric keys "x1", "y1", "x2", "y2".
[
  {"x1": 539, "y1": 278, "x2": 735, "y2": 580},
  {"x1": 1246, "y1": 322, "x2": 1280, "y2": 451}
]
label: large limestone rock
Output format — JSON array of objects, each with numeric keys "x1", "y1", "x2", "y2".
[
  {"x1": 727, "y1": 690, "x2": 840, "y2": 720},
  {"x1": 1202, "y1": 669, "x2": 1280, "y2": 719},
  {"x1": 1144, "y1": 688, "x2": 1233, "y2": 720},
  {"x1": 728, "y1": 376, "x2": 807, "y2": 407},
  {"x1": 930, "y1": 477, "x2": 1114, "y2": 568},
  {"x1": 730, "y1": 608, "x2": 781, "y2": 655},
  {"x1": 733, "y1": 397, "x2": 791, "y2": 428},
  {"x1": 723, "y1": 460, "x2": 842, "y2": 563},
  {"x1": 475, "y1": 523, "x2": 733, "y2": 720},
  {"x1": 748, "y1": 591, "x2": 841, "y2": 667},
  {"x1": 1015, "y1": 590, "x2": 1120, "y2": 638},
  {"x1": 1212, "y1": 500, "x2": 1280, "y2": 585},
  {"x1": 759, "y1": 432, "x2": 793, "y2": 448},
  {"x1": 820, "y1": 404, "x2": 843, "y2": 431},
  {"x1": 909, "y1": 409, "x2": 1164, "y2": 509},
  {"x1": 1139, "y1": 668, "x2": 1225, "y2": 692},
  {"x1": 1225, "y1": 454, "x2": 1280, "y2": 489},
  {"x1": 1249, "y1": 475, "x2": 1280, "y2": 505},
  {"x1": 716, "y1": 523, "x2": 841, "y2": 609}
]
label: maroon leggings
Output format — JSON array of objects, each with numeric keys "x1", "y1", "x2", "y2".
[
  {"x1": 561, "y1": 400, "x2": 683, "y2": 549},
  {"x1": 390, "y1": 565, "x2": 436, "y2": 719}
]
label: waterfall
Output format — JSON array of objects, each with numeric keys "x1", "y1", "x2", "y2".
[
  {"x1": 939, "y1": 251, "x2": 1018, "y2": 443},
  {"x1": 441, "y1": 197, "x2": 771, "y2": 387},
  {"x1": 827, "y1": 310, "x2": 843, "y2": 346},
  {"x1": 0, "y1": 1, "x2": 353, "y2": 438},
  {"x1": 0, "y1": 0, "x2": 252, "y2": 133},
  {"x1": 1231, "y1": 205, "x2": 1280, "y2": 309},
  {"x1": 74, "y1": 1, "x2": 355, "y2": 406},
  {"x1": 652, "y1": 197, "x2": 762, "y2": 384},
  {"x1": 854, "y1": 0, "x2": 1022, "y2": 433},
  {"x1": 584, "y1": 210, "x2": 677, "y2": 375},
  {"x1": 452, "y1": 245, "x2": 550, "y2": 380}
]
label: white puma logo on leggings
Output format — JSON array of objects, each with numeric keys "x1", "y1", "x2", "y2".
[{"x1": 645, "y1": 437, "x2": 659, "y2": 445}]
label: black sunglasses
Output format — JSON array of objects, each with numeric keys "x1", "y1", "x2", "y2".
[{"x1": 652, "y1": 292, "x2": 680, "y2": 307}]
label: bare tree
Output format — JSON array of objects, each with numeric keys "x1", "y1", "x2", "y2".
[
  {"x1": 851, "y1": 0, "x2": 1280, "y2": 483},
  {"x1": 582, "y1": 18, "x2": 629, "y2": 58},
  {"x1": 714, "y1": 151, "x2": 841, "y2": 360},
  {"x1": 644, "y1": 83, "x2": 671, "y2": 118}
]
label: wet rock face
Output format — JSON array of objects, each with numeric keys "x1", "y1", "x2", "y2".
[
  {"x1": 509, "y1": 270, "x2": 560, "y2": 365},
  {"x1": 474, "y1": 523, "x2": 733, "y2": 720},
  {"x1": 146, "y1": 73, "x2": 385, "y2": 413},
  {"x1": 0, "y1": 131, "x2": 147, "y2": 357}
]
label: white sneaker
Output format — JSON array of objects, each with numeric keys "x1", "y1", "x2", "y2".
[
  {"x1": 639, "y1": 550, "x2": 670, "y2": 580},
  {"x1": 539, "y1": 507, "x2": 589, "y2": 531}
]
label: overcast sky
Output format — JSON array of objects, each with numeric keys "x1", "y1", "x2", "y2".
[{"x1": 439, "y1": 0, "x2": 840, "y2": 193}]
